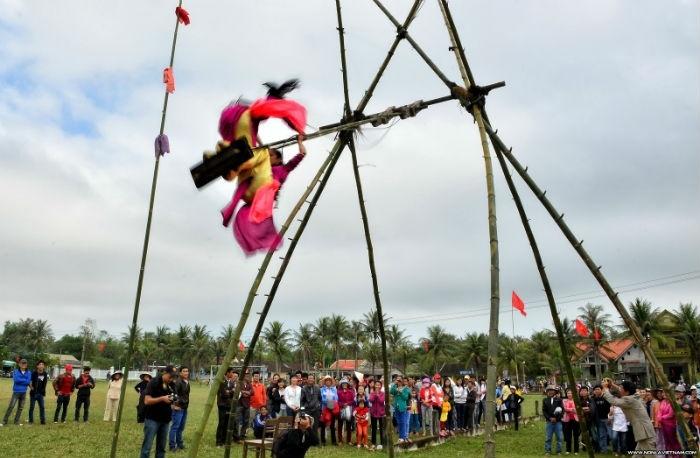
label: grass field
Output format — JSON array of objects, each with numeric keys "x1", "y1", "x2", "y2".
[{"x1": 0, "y1": 378, "x2": 548, "y2": 457}]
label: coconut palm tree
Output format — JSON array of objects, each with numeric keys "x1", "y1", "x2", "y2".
[
  {"x1": 462, "y1": 332, "x2": 488, "y2": 375},
  {"x1": 263, "y1": 321, "x2": 291, "y2": 373},
  {"x1": 189, "y1": 325, "x2": 213, "y2": 380},
  {"x1": 172, "y1": 325, "x2": 192, "y2": 366},
  {"x1": 422, "y1": 325, "x2": 457, "y2": 374},
  {"x1": 363, "y1": 340, "x2": 382, "y2": 376},
  {"x1": 348, "y1": 321, "x2": 364, "y2": 371},
  {"x1": 578, "y1": 303, "x2": 613, "y2": 380},
  {"x1": 387, "y1": 324, "x2": 408, "y2": 370},
  {"x1": 327, "y1": 314, "x2": 350, "y2": 378},
  {"x1": 676, "y1": 302, "x2": 700, "y2": 380},
  {"x1": 622, "y1": 298, "x2": 665, "y2": 384},
  {"x1": 214, "y1": 325, "x2": 235, "y2": 366},
  {"x1": 293, "y1": 324, "x2": 316, "y2": 372},
  {"x1": 313, "y1": 317, "x2": 331, "y2": 368},
  {"x1": 154, "y1": 325, "x2": 171, "y2": 363},
  {"x1": 29, "y1": 319, "x2": 54, "y2": 356}
]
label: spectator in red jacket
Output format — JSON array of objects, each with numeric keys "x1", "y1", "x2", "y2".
[{"x1": 52, "y1": 364, "x2": 76, "y2": 423}]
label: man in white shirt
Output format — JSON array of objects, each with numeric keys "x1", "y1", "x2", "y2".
[{"x1": 284, "y1": 376, "x2": 303, "y2": 415}]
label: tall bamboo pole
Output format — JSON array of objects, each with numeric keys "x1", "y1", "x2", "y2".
[
  {"x1": 188, "y1": 4, "x2": 425, "y2": 456},
  {"x1": 335, "y1": 0, "x2": 395, "y2": 452},
  {"x1": 484, "y1": 121, "x2": 697, "y2": 450},
  {"x1": 110, "y1": 2, "x2": 183, "y2": 457},
  {"x1": 431, "y1": 1, "x2": 500, "y2": 456},
  {"x1": 491, "y1": 142, "x2": 595, "y2": 458}
]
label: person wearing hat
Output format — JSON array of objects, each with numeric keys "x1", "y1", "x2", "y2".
[
  {"x1": 601, "y1": 379, "x2": 656, "y2": 451},
  {"x1": 336, "y1": 378, "x2": 355, "y2": 445},
  {"x1": 135, "y1": 373, "x2": 153, "y2": 423},
  {"x1": 1, "y1": 358, "x2": 31, "y2": 426},
  {"x1": 104, "y1": 371, "x2": 123, "y2": 421},
  {"x1": 429, "y1": 374, "x2": 444, "y2": 437},
  {"x1": 73, "y1": 365, "x2": 95, "y2": 422},
  {"x1": 319, "y1": 375, "x2": 339, "y2": 446},
  {"x1": 28, "y1": 360, "x2": 48, "y2": 425},
  {"x1": 542, "y1": 385, "x2": 564, "y2": 455},
  {"x1": 140, "y1": 365, "x2": 177, "y2": 458},
  {"x1": 52, "y1": 364, "x2": 76, "y2": 423}
]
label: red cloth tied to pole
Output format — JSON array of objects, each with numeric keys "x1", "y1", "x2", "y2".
[
  {"x1": 511, "y1": 291, "x2": 527, "y2": 317},
  {"x1": 175, "y1": 7, "x2": 190, "y2": 25},
  {"x1": 575, "y1": 319, "x2": 590, "y2": 337},
  {"x1": 249, "y1": 179, "x2": 281, "y2": 223},
  {"x1": 163, "y1": 67, "x2": 175, "y2": 93}
]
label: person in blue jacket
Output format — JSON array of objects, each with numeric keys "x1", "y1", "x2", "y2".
[{"x1": 1, "y1": 358, "x2": 32, "y2": 426}]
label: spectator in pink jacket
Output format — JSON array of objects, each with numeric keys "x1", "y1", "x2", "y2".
[
  {"x1": 369, "y1": 380, "x2": 385, "y2": 450},
  {"x1": 562, "y1": 388, "x2": 580, "y2": 455},
  {"x1": 656, "y1": 391, "x2": 681, "y2": 452}
]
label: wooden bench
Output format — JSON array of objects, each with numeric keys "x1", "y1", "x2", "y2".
[{"x1": 242, "y1": 416, "x2": 294, "y2": 458}]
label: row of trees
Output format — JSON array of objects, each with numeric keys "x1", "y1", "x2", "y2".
[{"x1": 1, "y1": 299, "x2": 698, "y2": 382}]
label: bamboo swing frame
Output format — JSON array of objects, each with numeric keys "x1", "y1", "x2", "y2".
[{"x1": 110, "y1": 1, "x2": 697, "y2": 457}]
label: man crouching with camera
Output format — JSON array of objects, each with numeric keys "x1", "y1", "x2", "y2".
[
  {"x1": 274, "y1": 408, "x2": 320, "y2": 458},
  {"x1": 140, "y1": 365, "x2": 178, "y2": 458}
]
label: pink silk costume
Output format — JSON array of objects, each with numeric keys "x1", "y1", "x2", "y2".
[
  {"x1": 222, "y1": 153, "x2": 305, "y2": 256},
  {"x1": 216, "y1": 97, "x2": 306, "y2": 254}
]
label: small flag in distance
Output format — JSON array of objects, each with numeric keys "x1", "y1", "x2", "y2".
[{"x1": 511, "y1": 291, "x2": 527, "y2": 316}]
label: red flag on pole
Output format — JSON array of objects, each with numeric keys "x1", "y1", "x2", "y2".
[
  {"x1": 594, "y1": 328, "x2": 602, "y2": 341},
  {"x1": 575, "y1": 319, "x2": 590, "y2": 337},
  {"x1": 238, "y1": 341, "x2": 246, "y2": 352},
  {"x1": 511, "y1": 291, "x2": 527, "y2": 316}
]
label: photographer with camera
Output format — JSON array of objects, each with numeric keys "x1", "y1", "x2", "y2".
[
  {"x1": 140, "y1": 365, "x2": 177, "y2": 458},
  {"x1": 273, "y1": 409, "x2": 319, "y2": 458}
]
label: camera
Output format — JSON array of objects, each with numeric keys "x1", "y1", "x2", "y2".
[{"x1": 168, "y1": 393, "x2": 179, "y2": 403}]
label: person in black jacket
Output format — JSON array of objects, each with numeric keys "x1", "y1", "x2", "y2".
[
  {"x1": 140, "y1": 366, "x2": 176, "y2": 458},
  {"x1": 135, "y1": 373, "x2": 152, "y2": 423},
  {"x1": 216, "y1": 368, "x2": 238, "y2": 446},
  {"x1": 300, "y1": 375, "x2": 322, "y2": 440},
  {"x1": 28, "y1": 360, "x2": 49, "y2": 425},
  {"x1": 73, "y1": 366, "x2": 95, "y2": 422},
  {"x1": 274, "y1": 412, "x2": 319, "y2": 458},
  {"x1": 169, "y1": 366, "x2": 191, "y2": 452},
  {"x1": 542, "y1": 385, "x2": 564, "y2": 455},
  {"x1": 591, "y1": 384, "x2": 611, "y2": 453}
]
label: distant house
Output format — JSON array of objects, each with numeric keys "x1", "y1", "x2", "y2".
[
  {"x1": 574, "y1": 338, "x2": 647, "y2": 384},
  {"x1": 46, "y1": 353, "x2": 84, "y2": 377},
  {"x1": 649, "y1": 310, "x2": 694, "y2": 383}
]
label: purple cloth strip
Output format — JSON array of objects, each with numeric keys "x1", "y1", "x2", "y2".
[{"x1": 154, "y1": 134, "x2": 170, "y2": 157}]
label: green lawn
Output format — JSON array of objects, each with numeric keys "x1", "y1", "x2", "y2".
[{"x1": 0, "y1": 379, "x2": 548, "y2": 457}]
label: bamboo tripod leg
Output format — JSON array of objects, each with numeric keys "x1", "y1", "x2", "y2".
[
  {"x1": 111, "y1": 2, "x2": 183, "y2": 457},
  {"x1": 188, "y1": 4, "x2": 426, "y2": 456},
  {"x1": 491, "y1": 143, "x2": 595, "y2": 458},
  {"x1": 485, "y1": 123, "x2": 698, "y2": 451},
  {"x1": 431, "y1": 1, "x2": 500, "y2": 456},
  {"x1": 335, "y1": 0, "x2": 395, "y2": 453}
]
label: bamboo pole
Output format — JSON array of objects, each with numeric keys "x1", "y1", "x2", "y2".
[
  {"x1": 484, "y1": 121, "x2": 698, "y2": 450},
  {"x1": 335, "y1": 0, "x2": 395, "y2": 453},
  {"x1": 188, "y1": 4, "x2": 426, "y2": 456},
  {"x1": 110, "y1": 2, "x2": 183, "y2": 457},
  {"x1": 491, "y1": 142, "x2": 595, "y2": 458},
  {"x1": 430, "y1": 1, "x2": 500, "y2": 456}
]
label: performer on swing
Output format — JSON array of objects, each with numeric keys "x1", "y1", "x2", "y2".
[{"x1": 217, "y1": 80, "x2": 308, "y2": 255}]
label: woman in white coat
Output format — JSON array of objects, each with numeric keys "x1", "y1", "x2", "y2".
[{"x1": 104, "y1": 371, "x2": 123, "y2": 421}]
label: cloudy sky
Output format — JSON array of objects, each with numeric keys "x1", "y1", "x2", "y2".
[{"x1": 1, "y1": 1, "x2": 698, "y2": 345}]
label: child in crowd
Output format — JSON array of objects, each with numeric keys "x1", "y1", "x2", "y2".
[
  {"x1": 409, "y1": 389, "x2": 421, "y2": 435},
  {"x1": 253, "y1": 406, "x2": 271, "y2": 439},
  {"x1": 440, "y1": 394, "x2": 452, "y2": 438},
  {"x1": 355, "y1": 397, "x2": 370, "y2": 448}
]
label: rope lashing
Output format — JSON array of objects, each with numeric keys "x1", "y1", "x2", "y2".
[
  {"x1": 451, "y1": 81, "x2": 506, "y2": 114},
  {"x1": 175, "y1": 6, "x2": 190, "y2": 25},
  {"x1": 154, "y1": 134, "x2": 170, "y2": 157},
  {"x1": 163, "y1": 67, "x2": 175, "y2": 93}
]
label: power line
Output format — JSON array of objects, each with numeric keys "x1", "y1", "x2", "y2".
[{"x1": 391, "y1": 270, "x2": 700, "y2": 326}]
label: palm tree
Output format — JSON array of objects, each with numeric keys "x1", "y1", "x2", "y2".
[
  {"x1": 172, "y1": 325, "x2": 192, "y2": 366},
  {"x1": 292, "y1": 324, "x2": 314, "y2": 372},
  {"x1": 498, "y1": 334, "x2": 518, "y2": 376},
  {"x1": 313, "y1": 317, "x2": 331, "y2": 369},
  {"x1": 578, "y1": 303, "x2": 613, "y2": 380},
  {"x1": 29, "y1": 319, "x2": 54, "y2": 356},
  {"x1": 263, "y1": 321, "x2": 291, "y2": 373},
  {"x1": 190, "y1": 325, "x2": 213, "y2": 380},
  {"x1": 422, "y1": 325, "x2": 456, "y2": 374},
  {"x1": 348, "y1": 321, "x2": 364, "y2": 371},
  {"x1": 155, "y1": 325, "x2": 170, "y2": 363},
  {"x1": 327, "y1": 314, "x2": 350, "y2": 378},
  {"x1": 363, "y1": 340, "x2": 382, "y2": 376},
  {"x1": 387, "y1": 324, "x2": 408, "y2": 370},
  {"x1": 462, "y1": 332, "x2": 488, "y2": 375},
  {"x1": 676, "y1": 302, "x2": 700, "y2": 380},
  {"x1": 394, "y1": 341, "x2": 414, "y2": 374},
  {"x1": 623, "y1": 298, "x2": 664, "y2": 384},
  {"x1": 215, "y1": 325, "x2": 235, "y2": 366}
]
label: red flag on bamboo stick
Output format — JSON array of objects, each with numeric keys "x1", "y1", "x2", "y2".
[
  {"x1": 594, "y1": 328, "x2": 602, "y2": 341},
  {"x1": 575, "y1": 319, "x2": 590, "y2": 337},
  {"x1": 238, "y1": 341, "x2": 246, "y2": 352},
  {"x1": 511, "y1": 291, "x2": 527, "y2": 316}
]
